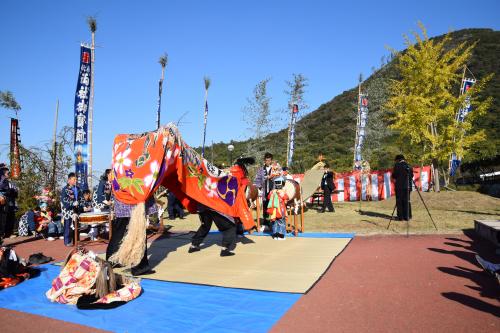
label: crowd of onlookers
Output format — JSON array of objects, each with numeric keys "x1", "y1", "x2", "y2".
[{"x1": 0, "y1": 163, "x2": 187, "y2": 245}]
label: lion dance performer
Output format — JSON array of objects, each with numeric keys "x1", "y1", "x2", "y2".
[{"x1": 108, "y1": 124, "x2": 255, "y2": 272}]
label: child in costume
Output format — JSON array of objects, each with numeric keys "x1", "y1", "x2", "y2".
[{"x1": 267, "y1": 177, "x2": 288, "y2": 240}]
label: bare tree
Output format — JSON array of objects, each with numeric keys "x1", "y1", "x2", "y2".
[{"x1": 242, "y1": 78, "x2": 272, "y2": 160}]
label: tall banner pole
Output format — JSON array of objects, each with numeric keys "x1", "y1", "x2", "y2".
[
  {"x1": 87, "y1": 31, "x2": 95, "y2": 189},
  {"x1": 74, "y1": 45, "x2": 92, "y2": 190},
  {"x1": 354, "y1": 83, "x2": 369, "y2": 170},
  {"x1": 287, "y1": 104, "x2": 299, "y2": 167},
  {"x1": 285, "y1": 102, "x2": 293, "y2": 167},
  {"x1": 353, "y1": 83, "x2": 361, "y2": 168},
  {"x1": 51, "y1": 99, "x2": 59, "y2": 194},
  {"x1": 10, "y1": 118, "x2": 21, "y2": 179},
  {"x1": 157, "y1": 54, "x2": 167, "y2": 130},
  {"x1": 201, "y1": 77, "x2": 210, "y2": 158},
  {"x1": 156, "y1": 79, "x2": 163, "y2": 129},
  {"x1": 449, "y1": 66, "x2": 476, "y2": 177}
]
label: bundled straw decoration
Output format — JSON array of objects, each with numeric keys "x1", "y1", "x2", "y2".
[{"x1": 109, "y1": 202, "x2": 147, "y2": 267}]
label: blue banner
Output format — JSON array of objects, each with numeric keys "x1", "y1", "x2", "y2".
[
  {"x1": 354, "y1": 94, "x2": 368, "y2": 169},
  {"x1": 287, "y1": 104, "x2": 298, "y2": 167},
  {"x1": 450, "y1": 78, "x2": 475, "y2": 176},
  {"x1": 73, "y1": 45, "x2": 92, "y2": 189},
  {"x1": 456, "y1": 79, "x2": 475, "y2": 122}
]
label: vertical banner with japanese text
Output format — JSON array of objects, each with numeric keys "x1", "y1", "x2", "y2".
[
  {"x1": 287, "y1": 104, "x2": 299, "y2": 167},
  {"x1": 354, "y1": 94, "x2": 368, "y2": 169},
  {"x1": 10, "y1": 118, "x2": 21, "y2": 179},
  {"x1": 202, "y1": 100, "x2": 208, "y2": 157},
  {"x1": 73, "y1": 45, "x2": 92, "y2": 189},
  {"x1": 450, "y1": 78, "x2": 475, "y2": 176}
]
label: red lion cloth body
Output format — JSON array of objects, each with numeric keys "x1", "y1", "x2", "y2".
[{"x1": 111, "y1": 123, "x2": 254, "y2": 230}]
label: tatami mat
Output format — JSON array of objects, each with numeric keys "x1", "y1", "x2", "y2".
[{"x1": 117, "y1": 233, "x2": 351, "y2": 293}]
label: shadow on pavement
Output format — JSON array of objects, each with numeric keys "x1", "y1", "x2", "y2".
[{"x1": 429, "y1": 228, "x2": 500, "y2": 317}]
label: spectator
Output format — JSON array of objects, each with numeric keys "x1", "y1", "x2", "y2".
[
  {"x1": 22, "y1": 206, "x2": 41, "y2": 236},
  {"x1": 60, "y1": 172, "x2": 80, "y2": 246},
  {"x1": 45, "y1": 206, "x2": 63, "y2": 241},
  {"x1": 320, "y1": 163, "x2": 335, "y2": 213},
  {"x1": 0, "y1": 167, "x2": 19, "y2": 238},
  {"x1": 94, "y1": 169, "x2": 112, "y2": 211},
  {"x1": 475, "y1": 255, "x2": 500, "y2": 283},
  {"x1": 253, "y1": 152, "x2": 282, "y2": 230}
]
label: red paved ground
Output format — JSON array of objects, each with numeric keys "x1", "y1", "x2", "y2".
[
  {"x1": 1, "y1": 230, "x2": 499, "y2": 332},
  {"x1": 272, "y1": 231, "x2": 500, "y2": 332}
]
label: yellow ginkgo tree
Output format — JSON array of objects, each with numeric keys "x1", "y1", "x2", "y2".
[{"x1": 385, "y1": 23, "x2": 493, "y2": 191}]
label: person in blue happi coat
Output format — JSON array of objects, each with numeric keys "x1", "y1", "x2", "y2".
[{"x1": 60, "y1": 172, "x2": 81, "y2": 246}]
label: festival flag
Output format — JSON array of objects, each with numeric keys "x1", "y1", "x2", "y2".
[
  {"x1": 287, "y1": 104, "x2": 299, "y2": 167},
  {"x1": 450, "y1": 78, "x2": 475, "y2": 176},
  {"x1": 354, "y1": 94, "x2": 368, "y2": 169},
  {"x1": 10, "y1": 118, "x2": 21, "y2": 179},
  {"x1": 73, "y1": 45, "x2": 92, "y2": 189},
  {"x1": 202, "y1": 100, "x2": 208, "y2": 157}
]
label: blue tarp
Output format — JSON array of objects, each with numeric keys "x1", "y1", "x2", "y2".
[
  {"x1": 247, "y1": 231, "x2": 355, "y2": 238},
  {"x1": 0, "y1": 265, "x2": 300, "y2": 333}
]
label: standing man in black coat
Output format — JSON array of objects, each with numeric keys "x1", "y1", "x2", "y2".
[
  {"x1": 391, "y1": 155, "x2": 413, "y2": 221},
  {"x1": 320, "y1": 163, "x2": 335, "y2": 213}
]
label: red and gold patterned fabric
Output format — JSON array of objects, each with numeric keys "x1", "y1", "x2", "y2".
[
  {"x1": 111, "y1": 124, "x2": 254, "y2": 230},
  {"x1": 46, "y1": 252, "x2": 100, "y2": 304}
]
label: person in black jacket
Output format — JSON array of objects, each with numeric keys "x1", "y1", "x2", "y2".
[
  {"x1": 0, "y1": 167, "x2": 18, "y2": 238},
  {"x1": 320, "y1": 163, "x2": 335, "y2": 213},
  {"x1": 391, "y1": 155, "x2": 413, "y2": 221}
]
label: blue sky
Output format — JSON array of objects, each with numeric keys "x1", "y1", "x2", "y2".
[{"x1": 1, "y1": 0, "x2": 499, "y2": 176}]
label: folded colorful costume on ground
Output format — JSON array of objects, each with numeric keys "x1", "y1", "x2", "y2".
[
  {"x1": 110, "y1": 123, "x2": 255, "y2": 266},
  {"x1": 46, "y1": 249, "x2": 141, "y2": 309},
  {"x1": 0, "y1": 247, "x2": 39, "y2": 290}
]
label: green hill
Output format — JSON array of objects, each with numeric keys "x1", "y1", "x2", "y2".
[{"x1": 206, "y1": 28, "x2": 500, "y2": 173}]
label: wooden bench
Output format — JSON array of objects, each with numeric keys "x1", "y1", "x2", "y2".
[{"x1": 474, "y1": 220, "x2": 500, "y2": 248}]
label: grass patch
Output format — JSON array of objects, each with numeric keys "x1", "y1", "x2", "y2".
[{"x1": 161, "y1": 191, "x2": 500, "y2": 235}]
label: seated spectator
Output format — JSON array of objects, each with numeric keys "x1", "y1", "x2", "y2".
[
  {"x1": 476, "y1": 255, "x2": 500, "y2": 283},
  {"x1": 42, "y1": 205, "x2": 63, "y2": 241},
  {"x1": 81, "y1": 190, "x2": 100, "y2": 241},
  {"x1": 18, "y1": 206, "x2": 40, "y2": 236}
]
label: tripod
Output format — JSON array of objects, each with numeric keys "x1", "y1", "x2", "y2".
[{"x1": 387, "y1": 179, "x2": 438, "y2": 236}]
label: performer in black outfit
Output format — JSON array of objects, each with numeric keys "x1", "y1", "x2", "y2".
[
  {"x1": 188, "y1": 203, "x2": 236, "y2": 257},
  {"x1": 391, "y1": 154, "x2": 413, "y2": 221},
  {"x1": 320, "y1": 163, "x2": 335, "y2": 213}
]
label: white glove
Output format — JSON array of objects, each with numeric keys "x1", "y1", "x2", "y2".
[{"x1": 73, "y1": 201, "x2": 79, "y2": 207}]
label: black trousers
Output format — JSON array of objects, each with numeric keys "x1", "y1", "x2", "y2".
[
  {"x1": 396, "y1": 189, "x2": 412, "y2": 221},
  {"x1": 192, "y1": 210, "x2": 236, "y2": 250},
  {"x1": 322, "y1": 188, "x2": 334, "y2": 212},
  {"x1": 4, "y1": 209, "x2": 17, "y2": 237},
  {"x1": 106, "y1": 217, "x2": 149, "y2": 270},
  {"x1": 0, "y1": 208, "x2": 6, "y2": 239}
]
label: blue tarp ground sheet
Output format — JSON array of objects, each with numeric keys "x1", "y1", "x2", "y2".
[
  {"x1": 0, "y1": 232, "x2": 354, "y2": 332},
  {"x1": 0, "y1": 264, "x2": 301, "y2": 333}
]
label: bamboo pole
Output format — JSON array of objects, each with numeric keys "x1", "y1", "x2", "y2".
[
  {"x1": 87, "y1": 31, "x2": 95, "y2": 189},
  {"x1": 201, "y1": 77, "x2": 210, "y2": 158},
  {"x1": 285, "y1": 102, "x2": 293, "y2": 167},
  {"x1": 157, "y1": 55, "x2": 167, "y2": 130},
  {"x1": 353, "y1": 80, "x2": 362, "y2": 168},
  {"x1": 51, "y1": 100, "x2": 59, "y2": 194}
]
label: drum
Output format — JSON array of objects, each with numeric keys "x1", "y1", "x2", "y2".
[
  {"x1": 283, "y1": 179, "x2": 299, "y2": 202},
  {"x1": 79, "y1": 211, "x2": 110, "y2": 224}
]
